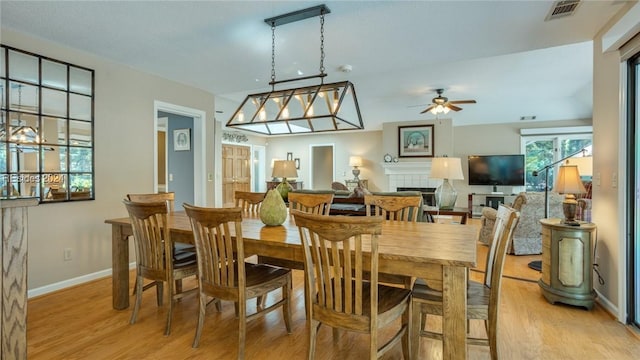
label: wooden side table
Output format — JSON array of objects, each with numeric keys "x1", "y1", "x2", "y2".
[
  {"x1": 423, "y1": 207, "x2": 469, "y2": 224},
  {"x1": 345, "y1": 179, "x2": 368, "y2": 191},
  {"x1": 538, "y1": 218, "x2": 597, "y2": 310}
]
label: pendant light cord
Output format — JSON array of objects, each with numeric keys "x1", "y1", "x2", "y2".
[
  {"x1": 319, "y1": 13, "x2": 325, "y2": 77},
  {"x1": 271, "y1": 22, "x2": 276, "y2": 90}
]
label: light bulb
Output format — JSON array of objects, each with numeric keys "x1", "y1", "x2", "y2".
[
  {"x1": 282, "y1": 106, "x2": 289, "y2": 119},
  {"x1": 259, "y1": 108, "x2": 266, "y2": 121},
  {"x1": 443, "y1": 106, "x2": 450, "y2": 114},
  {"x1": 237, "y1": 110, "x2": 245, "y2": 122}
]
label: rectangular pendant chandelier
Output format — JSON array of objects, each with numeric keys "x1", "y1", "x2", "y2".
[{"x1": 225, "y1": 4, "x2": 364, "y2": 135}]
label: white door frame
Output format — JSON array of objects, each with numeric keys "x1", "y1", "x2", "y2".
[{"x1": 153, "y1": 101, "x2": 206, "y2": 206}]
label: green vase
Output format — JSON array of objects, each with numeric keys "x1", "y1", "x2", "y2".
[{"x1": 260, "y1": 189, "x2": 287, "y2": 226}]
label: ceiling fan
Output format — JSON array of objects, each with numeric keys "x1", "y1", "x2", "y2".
[{"x1": 420, "y1": 89, "x2": 476, "y2": 114}]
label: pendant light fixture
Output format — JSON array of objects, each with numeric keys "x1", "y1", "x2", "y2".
[{"x1": 226, "y1": 4, "x2": 364, "y2": 135}]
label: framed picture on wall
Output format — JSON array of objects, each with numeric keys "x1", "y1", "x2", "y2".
[
  {"x1": 287, "y1": 152, "x2": 293, "y2": 161},
  {"x1": 174, "y1": 128, "x2": 191, "y2": 151},
  {"x1": 398, "y1": 125, "x2": 434, "y2": 158}
]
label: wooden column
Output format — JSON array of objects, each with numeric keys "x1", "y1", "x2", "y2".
[{"x1": 1, "y1": 198, "x2": 38, "y2": 360}]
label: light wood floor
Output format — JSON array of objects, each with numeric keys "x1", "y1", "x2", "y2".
[{"x1": 27, "y1": 226, "x2": 640, "y2": 359}]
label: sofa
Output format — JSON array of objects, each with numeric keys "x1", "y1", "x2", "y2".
[{"x1": 479, "y1": 191, "x2": 565, "y2": 255}]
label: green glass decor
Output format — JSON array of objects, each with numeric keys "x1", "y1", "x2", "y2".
[{"x1": 259, "y1": 189, "x2": 287, "y2": 226}]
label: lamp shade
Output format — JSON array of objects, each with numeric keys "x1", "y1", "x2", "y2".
[
  {"x1": 272, "y1": 160, "x2": 298, "y2": 178},
  {"x1": 430, "y1": 157, "x2": 464, "y2": 180},
  {"x1": 566, "y1": 156, "x2": 592, "y2": 177},
  {"x1": 349, "y1": 156, "x2": 362, "y2": 167},
  {"x1": 554, "y1": 165, "x2": 586, "y2": 194}
]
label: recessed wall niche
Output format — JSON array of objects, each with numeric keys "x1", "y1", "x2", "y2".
[{"x1": 1, "y1": 45, "x2": 95, "y2": 202}]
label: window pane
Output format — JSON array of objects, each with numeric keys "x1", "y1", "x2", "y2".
[
  {"x1": 42, "y1": 60, "x2": 67, "y2": 90},
  {"x1": 8, "y1": 50, "x2": 38, "y2": 84},
  {"x1": 42, "y1": 88, "x2": 67, "y2": 117},
  {"x1": 42, "y1": 117, "x2": 67, "y2": 145},
  {"x1": 68, "y1": 146, "x2": 92, "y2": 172},
  {"x1": 69, "y1": 173, "x2": 92, "y2": 193},
  {"x1": 69, "y1": 93, "x2": 91, "y2": 120},
  {"x1": 525, "y1": 139, "x2": 555, "y2": 192},
  {"x1": 69, "y1": 120, "x2": 92, "y2": 146},
  {"x1": 10, "y1": 82, "x2": 38, "y2": 113},
  {"x1": 43, "y1": 145, "x2": 66, "y2": 172},
  {"x1": 69, "y1": 67, "x2": 92, "y2": 95}
]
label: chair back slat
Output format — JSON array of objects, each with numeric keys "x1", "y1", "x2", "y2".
[
  {"x1": 184, "y1": 205, "x2": 244, "y2": 299},
  {"x1": 288, "y1": 192, "x2": 334, "y2": 215},
  {"x1": 127, "y1": 192, "x2": 175, "y2": 212},
  {"x1": 364, "y1": 194, "x2": 422, "y2": 222},
  {"x1": 234, "y1": 191, "x2": 266, "y2": 214},
  {"x1": 293, "y1": 210, "x2": 382, "y2": 317},
  {"x1": 123, "y1": 200, "x2": 172, "y2": 277}
]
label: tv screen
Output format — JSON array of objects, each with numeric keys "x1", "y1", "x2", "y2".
[{"x1": 468, "y1": 154, "x2": 525, "y2": 186}]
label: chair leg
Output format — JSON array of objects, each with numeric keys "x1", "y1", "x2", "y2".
[
  {"x1": 401, "y1": 303, "x2": 411, "y2": 360},
  {"x1": 130, "y1": 274, "x2": 144, "y2": 325},
  {"x1": 156, "y1": 281, "x2": 164, "y2": 306},
  {"x1": 164, "y1": 279, "x2": 174, "y2": 336},
  {"x1": 308, "y1": 319, "x2": 320, "y2": 360},
  {"x1": 370, "y1": 321, "x2": 378, "y2": 360},
  {"x1": 192, "y1": 292, "x2": 207, "y2": 348},
  {"x1": 283, "y1": 276, "x2": 292, "y2": 333},
  {"x1": 238, "y1": 298, "x2": 247, "y2": 360},
  {"x1": 410, "y1": 302, "x2": 421, "y2": 360}
]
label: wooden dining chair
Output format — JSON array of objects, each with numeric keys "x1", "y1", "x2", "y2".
[
  {"x1": 410, "y1": 204, "x2": 520, "y2": 360},
  {"x1": 287, "y1": 191, "x2": 334, "y2": 215},
  {"x1": 122, "y1": 199, "x2": 198, "y2": 335},
  {"x1": 183, "y1": 204, "x2": 292, "y2": 358},
  {"x1": 127, "y1": 192, "x2": 195, "y2": 297},
  {"x1": 234, "y1": 191, "x2": 266, "y2": 214},
  {"x1": 364, "y1": 192, "x2": 423, "y2": 221},
  {"x1": 292, "y1": 210, "x2": 412, "y2": 360},
  {"x1": 364, "y1": 192, "x2": 423, "y2": 286}
]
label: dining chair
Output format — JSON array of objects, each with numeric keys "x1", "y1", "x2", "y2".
[
  {"x1": 122, "y1": 199, "x2": 198, "y2": 336},
  {"x1": 183, "y1": 204, "x2": 292, "y2": 358},
  {"x1": 364, "y1": 192, "x2": 423, "y2": 221},
  {"x1": 234, "y1": 191, "x2": 266, "y2": 214},
  {"x1": 364, "y1": 192, "x2": 423, "y2": 286},
  {"x1": 292, "y1": 210, "x2": 412, "y2": 359},
  {"x1": 127, "y1": 192, "x2": 195, "y2": 297},
  {"x1": 287, "y1": 191, "x2": 334, "y2": 215},
  {"x1": 410, "y1": 204, "x2": 520, "y2": 359}
]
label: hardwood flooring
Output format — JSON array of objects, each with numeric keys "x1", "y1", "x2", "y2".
[{"x1": 27, "y1": 223, "x2": 640, "y2": 359}]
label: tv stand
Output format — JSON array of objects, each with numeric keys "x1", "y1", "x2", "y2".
[{"x1": 468, "y1": 193, "x2": 517, "y2": 218}]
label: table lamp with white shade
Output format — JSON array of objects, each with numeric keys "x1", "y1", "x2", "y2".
[
  {"x1": 272, "y1": 160, "x2": 298, "y2": 201},
  {"x1": 554, "y1": 164, "x2": 587, "y2": 225},
  {"x1": 349, "y1": 156, "x2": 363, "y2": 181},
  {"x1": 430, "y1": 157, "x2": 464, "y2": 210}
]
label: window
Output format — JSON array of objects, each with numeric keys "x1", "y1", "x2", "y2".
[
  {"x1": 0, "y1": 45, "x2": 94, "y2": 202},
  {"x1": 522, "y1": 131, "x2": 592, "y2": 192}
]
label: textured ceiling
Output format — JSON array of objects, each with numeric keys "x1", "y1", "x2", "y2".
[{"x1": 0, "y1": 1, "x2": 630, "y2": 130}]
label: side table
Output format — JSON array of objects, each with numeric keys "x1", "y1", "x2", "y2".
[{"x1": 538, "y1": 218, "x2": 597, "y2": 310}]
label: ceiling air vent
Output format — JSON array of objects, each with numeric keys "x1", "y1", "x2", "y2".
[{"x1": 545, "y1": 0, "x2": 581, "y2": 21}]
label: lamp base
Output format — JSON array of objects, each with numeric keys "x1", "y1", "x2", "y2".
[
  {"x1": 562, "y1": 195, "x2": 578, "y2": 224},
  {"x1": 352, "y1": 168, "x2": 360, "y2": 181},
  {"x1": 276, "y1": 178, "x2": 293, "y2": 201},
  {"x1": 435, "y1": 179, "x2": 457, "y2": 210}
]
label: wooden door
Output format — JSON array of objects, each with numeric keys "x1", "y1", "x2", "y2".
[{"x1": 222, "y1": 144, "x2": 251, "y2": 207}]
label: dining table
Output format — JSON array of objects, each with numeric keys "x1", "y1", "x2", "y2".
[{"x1": 105, "y1": 211, "x2": 478, "y2": 359}]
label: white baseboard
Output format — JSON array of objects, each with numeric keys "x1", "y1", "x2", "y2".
[
  {"x1": 28, "y1": 262, "x2": 136, "y2": 299},
  {"x1": 594, "y1": 289, "x2": 620, "y2": 321}
]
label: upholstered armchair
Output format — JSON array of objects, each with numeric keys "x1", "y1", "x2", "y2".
[{"x1": 479, "y1": 191, "x2": 564, "y2": 255}]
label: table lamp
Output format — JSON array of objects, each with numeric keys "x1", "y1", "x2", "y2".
[
  {"x1": 554, "y1": 164, "x2": 587, "y2": 225},
  {"x1": 430, "y1": 157, "x2": 464, "y2": 210},
  {"x1": 349, "y1": 156, "x2": 362, "y2": 181},
  {"x1": 272, "y1": 160, "x2": 298, "y2": 201}
]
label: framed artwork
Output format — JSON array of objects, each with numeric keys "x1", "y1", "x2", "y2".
[
  {"x1": 294, "y1": 158, "x2": 300, "y2": 169},
  {"x1": 398, "y1": 125, "x2": 434, "y2": 158},
  {"x1": 174, "y1": 128, "x2": 191, "y2": 151},
  {"x1": 287, "y1": 152, "x2": 293, "y2": 161}
]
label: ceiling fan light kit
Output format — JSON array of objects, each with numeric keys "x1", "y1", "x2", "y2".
[
  {"x1": 420, "y1": 88, "x2": 476, "y2": 115},
  {"x1": 226, "y1": 4, "x2": 364, "y2": 135}
]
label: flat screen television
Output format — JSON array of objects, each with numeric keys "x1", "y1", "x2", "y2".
[{"x1": 468, "y1": 154, "x2": 525, "y2": 187}]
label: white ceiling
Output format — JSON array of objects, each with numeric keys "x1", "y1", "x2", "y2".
[{"x1": 0, "y1": 1, "x2": 630, "y2": 131}]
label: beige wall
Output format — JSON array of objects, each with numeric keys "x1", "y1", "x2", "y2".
[{"x1": 2, "y1": 29, "x2": 217, "y2": 289}]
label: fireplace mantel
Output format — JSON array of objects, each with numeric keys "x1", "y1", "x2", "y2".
[{"x1": 380, "y1": 161, "x2": 431, "y2": 175}]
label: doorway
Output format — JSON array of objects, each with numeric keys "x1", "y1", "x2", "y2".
[
  {"x1": 221, "y1": 144, "x2": 251, "y2": 207},
  {"x1": 309, "y1": 144, "x2": 335, "y2": 190},
  {"x1": 153, "y1": 101, "x2": 206, "y2": 206}
]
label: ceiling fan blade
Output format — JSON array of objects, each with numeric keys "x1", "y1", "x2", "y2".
[
  {"x1": 420, "y1": 105, "x2": 436, "y2": 114},
  {"x1": 446, "y1": 103, "x2": 462, "y2": 112},
  {"x1": 449, "y1": 100, "x2": 477, "y2": 104}
]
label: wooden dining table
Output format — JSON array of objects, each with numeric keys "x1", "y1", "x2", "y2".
[{"x1": 105, "y1": 212, "x2": 478, "y2": 359}]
